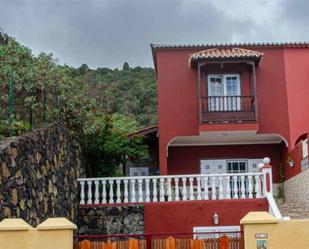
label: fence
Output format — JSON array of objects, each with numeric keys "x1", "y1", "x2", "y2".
[
  {"x1": 0, "y1": 69, "x2": 62, "y2": 137},
  {"x1": 76, "y1": 231, "x2": 244, "y2": 249}
]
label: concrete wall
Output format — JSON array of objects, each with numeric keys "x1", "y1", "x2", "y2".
[
  {"x1": 144, "y1": 199, "x2": 268, "y2": 233},
  {"x1": 0, "y1": 218, "x2": 76, "y2": 249},
  {"x1": 241, "y1": 212, "x2": 309, "y2": 249},
  {"x1": 0, "y1": 122, "x2": 83, "y2": 226},
  {"x1": 284, "y1": 168, "x2": 309, "y2": 208}
]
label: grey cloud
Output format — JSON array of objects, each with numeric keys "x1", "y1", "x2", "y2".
[{"x1": 0, "y1": 0, "x2": 308, "y2": 68}]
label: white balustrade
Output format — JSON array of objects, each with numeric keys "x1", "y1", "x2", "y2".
[{"x1": 78, "y1": 171, "x2": 268, "y2": 205}]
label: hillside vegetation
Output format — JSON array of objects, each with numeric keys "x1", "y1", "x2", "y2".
[{"x1": 0, "y1": 33, "x2": 157, "y2": 176}]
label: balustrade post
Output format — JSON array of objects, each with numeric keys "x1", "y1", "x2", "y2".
[
  {"x1": 124, "y1": 179, "x2": 129, "y2": 203},
  {"x1": 94, "y1": 180, "x2": 99, "y2": 204},
  {"x1": 233, "y1": 176, "x2": 238, "y2": 199},
  {"x1": 109, "y1": 180, "x2": 114, "y2": 204},
  {"x1": 241, "y1": 175, "x2": 246, "y2": 199},
  {"x1": 196, "y1": 176, "x2": 202, "y2": 200},
  {"x1": 87, "y1": 180, "x2": 93, "y2": 204},
  {"x1": 203, "y1": 176, "x2": 209, "y2": 200},
  {"x1": 167, "y1": 178, "x2": 172, "y2": 201},
  {"x1": 248, "y1": 175, "x2": 253, "y2": 199},
  {"x1": 116, "y1": 180, "x2": 121, "y2": 203},
  {"x1": 225, "y1": 176, "x2": 231, "y2": 199},
  {"x1": 80, "y1": 181, "x2": 85, "y2": 205},
  {"x1": 174, "y1": 177, "x2": 180, "y2": 201},
  {"x1": 152, "y1": 178, "x2": 158, "y2": 202},
  {"x1": 182, "y1": 177, "x2": 187, "y2": 201},
  {"x1": 102, "y1": 180, "x2": 107, "y2": 204},
  {"x1": 218, "y1": 176, "x2": 224, "y2": 199},
  {"x1": 160, "y1": 178, "x2": 165, "y2": 201},
  {"x1": 189, "y1": 177, "x2": 194, "y2": 200},
  {"x1": 138, "y1": 179, "x2": 143, "y2": 202},
  {"x1": 211, "y1": 176, "x2": 216, "y2": 200},
  {"x1": 145, "y1": 179, "x2": 150, "y2": 202},
  {"x1": 131, "y1": 179, "x2": 136, "y2": 203}
]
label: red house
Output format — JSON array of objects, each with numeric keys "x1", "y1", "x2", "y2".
[{"x1": 79, "y1": 42, "x2": 309, "y2": 235}]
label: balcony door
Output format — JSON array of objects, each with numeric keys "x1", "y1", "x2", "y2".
[{"x1": 207, "y1": 74, "x2": 241, "y2": 111}]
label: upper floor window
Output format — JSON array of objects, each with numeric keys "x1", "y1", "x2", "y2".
[
  {"x1": 207, "y1": 74, "x2": 241, "y2": 111},
  {"x1": 208, "y1": 74, "x2": 240, "y2": 97}
]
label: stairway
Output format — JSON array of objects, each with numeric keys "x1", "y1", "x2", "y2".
[{"x1": 277, "y1": 201, "x2": 309, "y2": 219}]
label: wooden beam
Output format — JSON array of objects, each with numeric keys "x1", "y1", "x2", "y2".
[
  {"x1": 248, "y1": 61, "x2": 258, "y2": 122},
  {"x1": 197, "y1": 62, "x2": 202, "y2": 124}
]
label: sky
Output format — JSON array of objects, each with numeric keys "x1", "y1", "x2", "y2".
[{"x1": 0, "y1": 0, "x2": 309, "y2": 69}]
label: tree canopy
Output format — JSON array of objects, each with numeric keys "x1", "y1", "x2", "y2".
[{"x1": 0, "y1": 33, "x2": 156, "y2": 177}]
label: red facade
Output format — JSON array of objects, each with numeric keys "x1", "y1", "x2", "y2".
[{"x1": 152, "y1": 43, "x2": 309, "y2": 178}]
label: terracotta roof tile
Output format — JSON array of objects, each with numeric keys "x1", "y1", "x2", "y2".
[{"x1": 189, "y1": 48, "x2": 263, "y2": 66}]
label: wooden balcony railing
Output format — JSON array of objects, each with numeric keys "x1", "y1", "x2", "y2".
[{"x1": 201, "y1": 96, "x2": 256, "y2": 122}]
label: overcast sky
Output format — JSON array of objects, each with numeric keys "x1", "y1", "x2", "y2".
[{"x1": 1, "y1": 0, "x2": 309, "y2": 69}]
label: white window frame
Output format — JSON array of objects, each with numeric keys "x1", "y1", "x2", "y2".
[{"x1": 207, "y1": 74, "x2": 241, "y2": 111}]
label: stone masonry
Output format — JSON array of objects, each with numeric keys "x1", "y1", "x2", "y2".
[
  {"x1": 0, "y1": 122, "x2": 83, "y2": 226},
  {"x1": 78, "y1": 205, "x2": 144, "y2": 235}
]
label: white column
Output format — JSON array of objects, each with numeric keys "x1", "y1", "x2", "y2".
[
  {"x1": 87, "y1": 180, "x2": 92, "y2": 204},
  {"x1": 182, "y1": 177, "x2": 187, "y2": 201},
  {"x1": 152, "y1": 178, "x2": 158, "y2": 202},
  {"x1": 145, "y1": 179, "x2": 150, "y2": 202},
  {"x1": 248, "y1": 175, "x2": 253, "y2": 199},
  {"x1": 116, "y1": 179, "x2": 121, "y2": 203},
  {"x1": 262, "y1": 166, "x2": 273, "y2": 195},
  {"x1": 160, "y1": 178, "x2": 165, "y2": 202},
  {"x1": 138, "y1": 179, "x2": 143, "y2": 202},
  {"x1": 80, "y1": 181, "x2": 85, "y2": 204},
  {"x1": 196, "y1": 177, "x2": 202, "y2": 200},
  {"x1": 109, "y1": 180, "x2": 114, "y2": 204},
  {"x1": 174, "y1": 177, "x2": 180, "y2": 201},
  {"x1": 131, "y1": 179, "x2": 136, "y2": 202},
  {"x1": 255, "y1": 175, "x2": 261, "y2": 198},
  {"x1": 225, "y1": 176, "x2": 231, "y2": 199},
  {"x1": 101, "y1": 180, "x2": 107, "y2": 204},
  {"x1": 211, "y1": 176, "x2": 216, "y2": 200},
  {"x1": 203, "y1": 176, "x2": 209, "y2": 200},
  {"x1": 233, "y1": 176, "x2": 238, "y2": 199},
  {"x1": 218, "y1": 176, "x2": 224, "y2": 200},
  {"x1": 189, "y1": 177, "x2": 194, "y2": 200},
  {"x1": 124, "y1": 179, "x2": 129, "y2": 203},
  {"x1": 94, "y1": 180, "x2": 99, "y2": 204},
  {"x1": 167, "y1": 178, "x2": 172, "y2": 201},
  {"x1": 241, "y1": 175, "x2": 246, "y2": 199}
]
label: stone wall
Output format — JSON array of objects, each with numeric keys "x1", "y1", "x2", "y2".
[
  {"x1": 0, "y1": 122, "x2": 83, "y2": 226},
  {"x1": 284, "y1": 168, "x2": 309, "y2": 208},
  {"x1": 78, "y1": 205, "x2": 144, "y2": 235}
]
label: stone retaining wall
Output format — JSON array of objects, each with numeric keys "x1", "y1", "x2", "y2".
[
  {"x1": 78, "y1": 205, "x2": 144, "y2": 235},
  {"x1": 284, "y1": 168, "x2": 309, "y2": 208},
  {"x1": 0, "y1": 122, "x2": 83, "y2": 226}
]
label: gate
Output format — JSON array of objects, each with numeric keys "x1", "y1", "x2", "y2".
[{"x1": 75, "y1": 231, "x2": 244, "y2": 249}]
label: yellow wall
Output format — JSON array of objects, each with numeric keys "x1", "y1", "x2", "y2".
[
  {"x1": 241, "y1": 212, "x2": 309, "y2": 249},
  {"x1": 0, "y1": 218, "x2": 76, "y2": 249}
]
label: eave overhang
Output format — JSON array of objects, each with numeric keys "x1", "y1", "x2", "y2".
[{"x1": 189, "y1": 48, "x2": 263, "y2": 67}]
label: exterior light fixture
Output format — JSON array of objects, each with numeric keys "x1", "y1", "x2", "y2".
[{"x1": 213, "y1": 212, "x2": 219, "y2": 225}]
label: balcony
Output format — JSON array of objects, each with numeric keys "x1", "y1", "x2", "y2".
[
  {"x1": 78, "y1": 170, "x2": 270, "y2": 205},
  {"x1": 201, "y1": 95, "x2": 256, "y2": 123}
]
